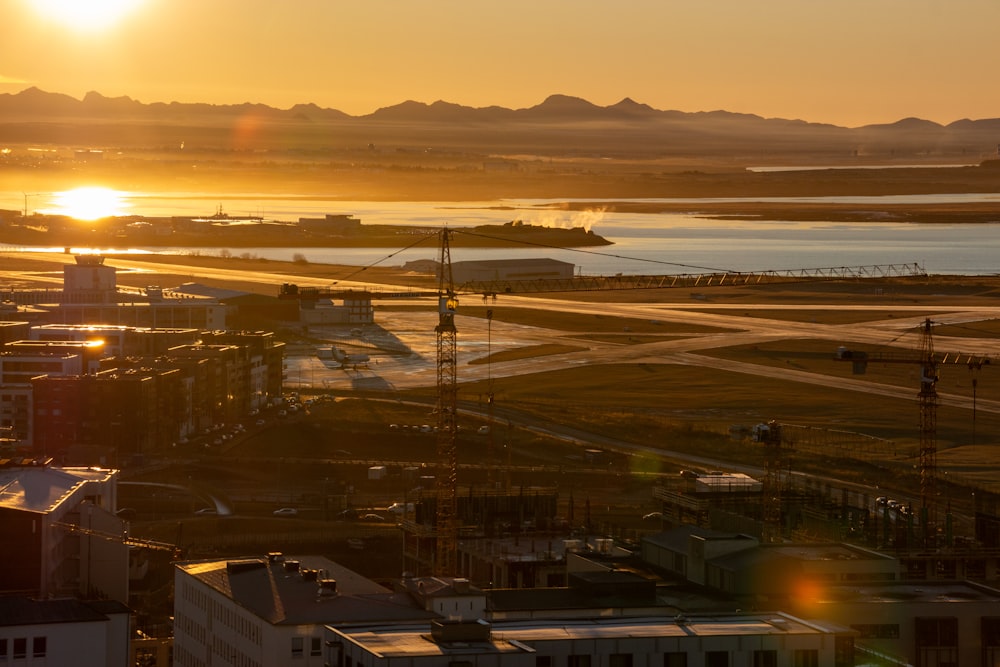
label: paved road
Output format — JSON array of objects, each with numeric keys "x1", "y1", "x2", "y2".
[
  {"x1": 288, "y1": 294, "x2": 1000, "y2": 423},
  {"x1": 7, "y1": 249, "x2": 999, "y2": 419}
]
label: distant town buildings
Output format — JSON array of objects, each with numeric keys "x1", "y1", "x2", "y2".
[{"x1": 0, "y1": 255, "x2": 285, "y2": 463}]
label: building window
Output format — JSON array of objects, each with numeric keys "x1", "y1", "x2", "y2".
[
  {"x1": 664, "y1": 652, "x2": 687, "y2": 667},
  {"x1": 0, "y1": 638, "x2": 6, "y2": 660},
  {"x1": 32, "y1": 637, "x2": 46, "y2": 658},
  {"x1": 983, "y1": 617, "x2": 1000, "y2": 646},
  {"x1": 834, "y1": 635, "x2": 855, "y2": 667},
  {"x1": 753, "y1": 650, "x2": 777, "y2": 667},
  {"x1": 915, "y1": 616, "x2": 958, "y2": 667},
  {"x1": 310, "y1": 637, "x2": 321, "y2": 657},
  {"x1": 916, "y1": 617, "x2": 958, "y2": 647},
  {"x1": 610, "y1": 654, "x2": 633, "y2": 667},
  {"x1": 568, "y1": 656, "x2": 592, "y2": 667},
  {"x1": 793, "y1": 649, "x2": 818, "y2": 667},
  {"x1": 985, "y1": 617, "x2": 1000, "y2": 667},
  {"x1": 291, "y1": 636, "x2": 303, "y2": 658},
  {"x1": 12, "y1": 639, "x2": 25, "y2": 660},
  {"x1": 536, "y1": 658, "x2": 553, "y2": 667},
  {"x1": 705, "y1": 651, "x2": 728, "y2": 667}
]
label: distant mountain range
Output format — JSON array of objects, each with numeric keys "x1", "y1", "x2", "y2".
[{"x1": 2, "y1": 87, "x2": 999, "y2": 160}]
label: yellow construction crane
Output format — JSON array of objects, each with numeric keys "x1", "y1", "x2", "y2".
[
  {"x1": 752, "y1": 420, "x2": 789, "y2": 543},
  {"x1": 53, "y1": 521, "x2": 181, "y2": 557},
  {"x1": 434, "y1": 229, "x2": 459, "y2": 576},
  {"x1": 424, "y1": 233, "x2": 931, "y2": 567},
  {"x1": 836, "y1": 317, "x2": 990, "y2": 544}
]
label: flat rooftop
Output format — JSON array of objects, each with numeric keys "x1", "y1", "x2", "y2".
[
  {"x1": 0, "y1": 464, "x2": 115, "y2": 513},
  {"x1": 762, "y1": 543, "x2": 894, "y2": 562},
  {"x1": 331, "y1": 613, "x2": 836, "y2": 658},
  {"x1": 818, "y1": 580, "x2": 1000, "y2": 605}
]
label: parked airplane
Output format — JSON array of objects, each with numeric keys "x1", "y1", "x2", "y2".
[{"x1": 317, "y1": 346, "x2": 370, "y2": 367}]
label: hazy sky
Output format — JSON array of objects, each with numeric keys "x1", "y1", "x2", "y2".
[{"x1": 2, "y1": 0, "x2": 997, "y2": 127}]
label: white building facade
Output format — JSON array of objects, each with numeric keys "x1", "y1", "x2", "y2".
[
  {"x1": 173, "y1": 554, "x2": 436, "y2": 667},
  {"x1": 0, "y1": 462, "x2": 127, "y2": 601},
  {"x1": 0, "y1": 596, "x2": 130, "y2": 667}
]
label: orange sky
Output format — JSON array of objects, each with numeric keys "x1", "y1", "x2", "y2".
[{"x1": 3, "y1": 0, "x2": 998, "y2": 127}]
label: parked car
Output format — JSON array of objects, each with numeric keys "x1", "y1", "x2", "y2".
[
  {"x1": 194, "y1": 508, "x2": 217, "y2": 515},
  {"x1": 387, "y1": 502, "x2": 414, "y2": 515},
  {"x1": 359, "y1": 513, "x2": 385, "y2": 522},
  {"x1": 272, "y1": 507, "x2": 298, "y2": 517}
]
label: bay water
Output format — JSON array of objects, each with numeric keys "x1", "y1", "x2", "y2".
[{"x1": 3, "y1": 192, "x2": 1000, "y2": 276}]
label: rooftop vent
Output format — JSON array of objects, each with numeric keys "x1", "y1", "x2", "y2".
[
  {"x1": 301, "y1": 569, "x2": 318, "y2": 582},
  {"x1": 430, "y1": 619, "x2": 491, "y2": 644},
  {"x1": 283, "y1": 560, "x2": 300, "y2": 573},
  {"x1": 267, "y1": 552, "x2": 284, "y2": 564},
  {"x1": 227, "y1": 559, "x2": 266, "y2": 575},
  {"x1": 317, "y1": 579, "x2": 338, "y2": 596}
]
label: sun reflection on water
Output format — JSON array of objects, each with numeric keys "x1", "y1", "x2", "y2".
[{"x1": 43, "y1": 187, "x2": 131, "y2": 220}]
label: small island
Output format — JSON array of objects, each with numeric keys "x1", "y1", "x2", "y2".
[{"x1": 0, "y1": 210, "x2": 612, "y2": 249}]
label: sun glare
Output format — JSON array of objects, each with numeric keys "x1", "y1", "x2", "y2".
[
  {"x1": 49, "y1": 187, "x2": 129, "y2": 220},
  {"x1": 29, "y1": 0, "x2": 145, "y2": 31}
]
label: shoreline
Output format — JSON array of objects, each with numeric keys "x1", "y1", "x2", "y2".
[
  {"x1": 0, "y1": 220, "x2": 612, "y2": 250},
  {"x1": 551, "y1": 200, "x2": 1000, "y2": 224}
]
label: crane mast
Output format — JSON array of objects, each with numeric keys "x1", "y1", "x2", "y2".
[
  {"x1": 434, "y1": 229, "x2": 459, "y2": 576},
  {"x1": 917, "y1": 318, "x2": 938, "y2": 521},
  {"x1": 836, "y1": 317, "x2": 950, "y2": 544}
]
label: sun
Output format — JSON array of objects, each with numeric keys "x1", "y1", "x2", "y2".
[
  {"x1": 49, "y1": 187, "x2": 129, "y2": 220},
  {"x1": 29, "y1": 0, "x2": 145, "y2": 31}
]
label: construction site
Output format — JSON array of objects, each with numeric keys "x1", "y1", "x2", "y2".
[
  {"x1": 241, "y1": 230, "x2": 1000, "y2": 584},
  {"x1": 6, "y1": 234, "x2": 1000, "y2": 664}
]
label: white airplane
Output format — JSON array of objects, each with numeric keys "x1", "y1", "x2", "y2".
[{"x1": 318, "y1": 346, "x2": 370, "y2": 366}]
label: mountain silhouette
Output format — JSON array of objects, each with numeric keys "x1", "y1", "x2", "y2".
[{"x1": 0, "y1": 87, "x2": 996, "y2": 160}]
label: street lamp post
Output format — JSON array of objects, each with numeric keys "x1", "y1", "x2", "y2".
[{"x1": 968, "y1": 360, "x2": 988, "y2": 445}]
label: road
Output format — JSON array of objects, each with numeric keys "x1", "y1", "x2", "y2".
[
  {"x1": 7, "y1": 248, "x2": 998, "y2": 414},
  {"x1": 283, "y1": 294, "x2": 1000, "y2": 423},
  {"x1": 0, "y1": 249, "x2": 418, "y2": 293},
  {"x1": 8, "y1": 249, "x2": 1000, "y2": 439}
]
